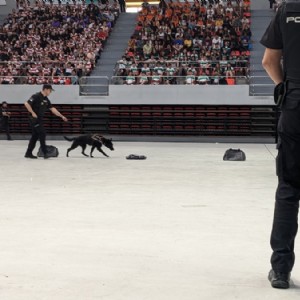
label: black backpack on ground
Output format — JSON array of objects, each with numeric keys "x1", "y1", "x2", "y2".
[
  {"x1": 223, "y1": 148, "x2": 246, "y2": 161},
  {"x1": 37, "y1": 145, "x2": 59, "y2": 157}
]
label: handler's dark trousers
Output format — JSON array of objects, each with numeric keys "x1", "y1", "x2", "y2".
[
  {"x1": 25, "y1": 120, "x2": 47, "y2": 155},
  {"x1": 271, "y1": 91, "x2": 300, "y2": 273},
  {"x1": 271, "y1": 180, "x2": 300, "y2": 273}
]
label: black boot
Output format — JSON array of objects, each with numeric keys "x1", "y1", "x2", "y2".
[
  {"x1": 268, "y1": 269, "x2": 290, "y2": 289},
  {"x1": 25, "y1": 153, "x2": 38, "y2": 159}
]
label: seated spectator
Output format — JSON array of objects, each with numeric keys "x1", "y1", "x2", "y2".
[
  {"x1": 141, "y1": 63, "x2": 150, "y2": 74},
  {"x1": 173, "y1": 34, "x2": 184, "y2": 51},
  {"x1": 211, "y1": 67, "x2": 221, "y2": 85},
  {"x1": 151, "y1": 71, "x2": 162, "y2": 85},
  {"x1": 183, "y1": 32, "x2": 193, "y2": 49},
  {"x1": 241, "y1": 15, "x2": 250, "y2": 30},
  {"x1": 154, "y1": 62, "x2": 165, "y2": 75},
  {"x1": 130, "y1": 62, "x2": 139, "y2": 76},
  {"x1": 117, "y1": 56, "x2": 127, "y2": 70},
  {"x1": 240, "y1": 34, "x2": 250, "y2": 50},
  {"x1": 224, "y1": 63, "x2": 235, "y2": 78},
  {"x1": 143, "y1": 41, "x2": 153, "y2": 59},
  {"x1": 70, "y1": 70, "x2": 78, "y2": 85},
  {"x1": 64, "y1": 63, "x2": 74, "y2": 76},
  {"x1": 193, "y1": 36, "x2": 202, "y2": 51},
  {"x1": 125, "y1": 72, "x2": 136, "y2": 85},
  {"x1": 1, "y1": 73, "x2": 15, "y2": 84},
  {"x1": 138, "y1": 72, "x2": 149, "y2": 85},
  {"x1": 197, "y1": 68, "x2": 211, "y2": 85},
  {"x1": 185, "y1": 70, "x2": 196, "y2": 85},
  {"x1": 197, "y1": 74, "x2": 210, "y2": 85},
  {"x1": 166, "y1": 63, "x2": 177, "y2": 78}
]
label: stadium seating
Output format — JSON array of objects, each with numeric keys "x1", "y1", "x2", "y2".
[
  {"x1": 0, "y1": 0, "x2": 120, "y2": 84},
  {"x1": 114, "y1": 0, "x2": 252, "y2": 85}
]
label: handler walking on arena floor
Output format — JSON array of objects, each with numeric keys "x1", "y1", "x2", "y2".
[{"x1": 24, "y1": 84, "x2": 68, "y2": 159}]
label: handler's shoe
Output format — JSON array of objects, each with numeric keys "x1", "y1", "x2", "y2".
[
  {"x1": 268, "y1": 269, "x2": 290, "y2": 289},
  {"x1": 25, "y1": 153, "x2": 38, "y2": 159}
]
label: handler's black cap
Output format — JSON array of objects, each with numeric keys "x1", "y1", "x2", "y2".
[{"x1": 42, "y1": 84, "x2": 55, "y2": 91}]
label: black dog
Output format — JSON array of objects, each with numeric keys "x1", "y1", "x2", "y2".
[{"x1": 64, "y1": 134, "x2": 114, "y2": 157}]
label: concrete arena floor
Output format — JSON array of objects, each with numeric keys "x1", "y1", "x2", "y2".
[{"x1": 0, "y1": 140, "x2": 300, "y2": 300}]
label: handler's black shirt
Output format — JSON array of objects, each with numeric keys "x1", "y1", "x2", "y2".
[
  {"x1": 260, "y1": 6, "x2": 283, "y2": 49},
  {"x1": 27, "y1": 92, "x2": 53, "y2": 119}
]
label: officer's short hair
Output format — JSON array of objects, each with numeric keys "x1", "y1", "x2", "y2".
[{"x1": 42, "y1": 84, "x2": 55, "y2": 91}]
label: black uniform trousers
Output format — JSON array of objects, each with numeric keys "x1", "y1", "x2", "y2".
[
  {"x1": 271, "y1": 90, "x2": 300, "y2": 273},
  {"x1": 118, "y1": 0, "x2": 126, "y2": 12},
  {"x1": 1, "y1": 117, "x2": 11, "y2": 140},
  {"x1": 26, "y1": 118, "x2": 47, "y2": 155}
]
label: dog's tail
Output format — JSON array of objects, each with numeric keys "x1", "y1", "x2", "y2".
[{"x1": 64, "y1": 136, "x2": 75, "y2": 142}]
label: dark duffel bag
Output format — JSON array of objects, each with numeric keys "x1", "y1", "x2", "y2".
[
  {"x1": 223, "y1": 148, "x2": 246, "y2": 161},
  {"x1": 37, "y1": 145, "x2": 59, "y2": 157}
]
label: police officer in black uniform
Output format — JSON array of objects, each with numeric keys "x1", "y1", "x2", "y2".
[
  {"x1": 261, "y1": 0, "x2": 300, "y2": 289},
  {"x1": 24, "y1": 84, "x2": 68, "y2": 159},
  {"x1": 1, "y1": 101, "x2": 12, "y2": 140}
]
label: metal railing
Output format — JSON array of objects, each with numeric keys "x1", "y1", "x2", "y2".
[
  {"x1": 78, "y1": 76, "x2": 109, "y2": 96},
  {"x1": 0, "y1": 61, "x2": 93, "y2": 82},
  {"x1": 0, "y1": 75, "x2": 79, "y2": 85},
  {"x1": 249, "y1": 76, "x2": 274, "y2": 96},
  {"x1": 0, "y1": 60, "x2": 88, "y2": 65},
  {"x1": 117, "y1": 59, "x2": 250, "y2": 66},
  {"x1": 110, "y1": 75, "x2": 249, "y2": 85},
  {"x1": 115, "y1": 59, "x2": 250, "y2": 73},
  {"x1": 0, "y1": 75, "x2": 248, "y2": 86}
]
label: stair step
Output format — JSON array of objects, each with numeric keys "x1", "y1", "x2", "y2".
[{"x1": 91, "y1": 12, "x2": 137, "y2": 78}]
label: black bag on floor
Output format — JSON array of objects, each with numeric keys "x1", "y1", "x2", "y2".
[
  {"x1": 126, "y1": 154, "x2": 147, "y2": 160},
  {"x1": 223, "y1": 148, "x2": 246, "y2": 161},
  {"x1": 37, "y1": 145, "x2": 59, "y2": 157}
]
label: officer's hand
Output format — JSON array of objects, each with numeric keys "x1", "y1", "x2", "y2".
[
  {"x1": 32, "y1": 112, "x2": 38, "y2": 118},
  {"x1": 62, "y1": 116, "x2": 68, "y2": 122}
]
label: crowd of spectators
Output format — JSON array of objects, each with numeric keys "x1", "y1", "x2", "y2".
[
  {"x1": 0, "y1": 0, "x2": 120, "y2": 85},
  {"x1": 115, "y1": 0, "x2": 252, "y2": 85}
]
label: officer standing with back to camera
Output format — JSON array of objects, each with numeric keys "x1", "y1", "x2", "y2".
[
  {"x1": 24, "y1": 84, "x2": 68, "y2": 159},
  {"x1": 261, "y1": 0, "x2": 300, "y2": 289}
]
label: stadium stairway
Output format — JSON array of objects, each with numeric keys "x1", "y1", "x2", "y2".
[
  {"x1": 249, "y1": 4, "x2": 276, "y2": 96},
  {"x1": 91, "y1": 12, "x2": 137, "y2": 79}
]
